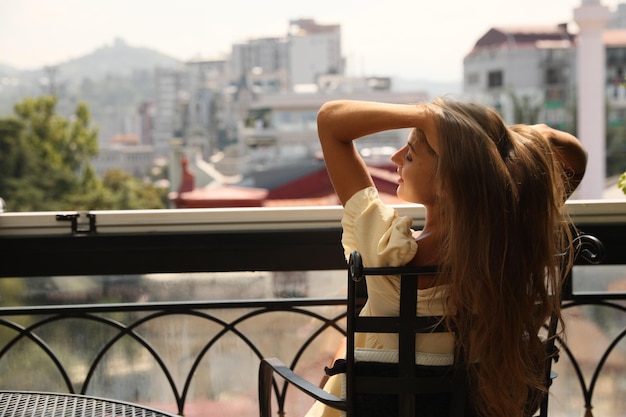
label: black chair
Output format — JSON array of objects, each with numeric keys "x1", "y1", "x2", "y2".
[
  {"x1": 259, "y1": 251, "x2": 471, "y2": 417},
  {"x1": 259, "y1": 234, "x2": 605, "y2": 417}
]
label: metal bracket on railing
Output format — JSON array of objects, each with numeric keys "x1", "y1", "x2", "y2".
[{"x1": 55, "y1": 212, "x2": 97, "y2": 235}]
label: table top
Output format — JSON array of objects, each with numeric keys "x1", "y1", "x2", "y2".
[{"x1": 0, "y1": 391, "x2": 178, "y2": 417}]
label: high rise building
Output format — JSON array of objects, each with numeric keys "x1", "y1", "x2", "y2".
[
  {"x1": 227, "y1": 18, "x2": 342, "y2": 92},
  {"x1": 183, "y1": 59, "x2": 230, "y2": 159},
  {"x1": 153, "y1": 67, "x2": 186, "y2": 158},
  {"x1": 287, "y1": 18, "x2": 343, "y2": 89},
  {"x1": 229, "y1": 38, "x2": 290, "y2": 95}
]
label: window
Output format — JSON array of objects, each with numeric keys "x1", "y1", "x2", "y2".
[{"x1": 487, "y1": 70, "x2": 503, "y2": 88}]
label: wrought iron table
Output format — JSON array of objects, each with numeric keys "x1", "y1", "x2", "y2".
[{"x1": 0, "y1": 391, "x2": 178, "y2": 417}]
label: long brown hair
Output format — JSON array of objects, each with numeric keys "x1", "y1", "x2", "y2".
[{"x1": 428, "y1": 98, "x2": 574, "y2": 417}]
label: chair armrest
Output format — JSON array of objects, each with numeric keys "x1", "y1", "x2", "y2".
[{"x1": 259, "y1": 357, "x2": 346, "y2": 417}]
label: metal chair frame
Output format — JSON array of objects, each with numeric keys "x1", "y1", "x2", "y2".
[
  {"x1": 257, "y1": 237, "x2": 606, "y2": 417},
  {"x1": 260, "y1": 251, "x2": 471, "y2": 417}
]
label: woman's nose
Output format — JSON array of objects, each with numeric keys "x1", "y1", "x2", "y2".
[{"x1": 391, "y1": 148, "x2": 403, "y2": 164}]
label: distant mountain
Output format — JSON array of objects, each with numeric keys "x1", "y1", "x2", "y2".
[
  {"x1": 0, "y1": 38, "x2": 462, "y2": 144},
  {"x1": 53, "y1": 38, "x2": 182, "y2": 80},
  {"x1": 0, "y1": 38, "x2": 181, "y2": 82},
  {"x1": 0, "y1": 38, "x2": 183, "y2": 129},
  {"x1": 0, "y1": 63, "x2": 20, "y2": 77}
]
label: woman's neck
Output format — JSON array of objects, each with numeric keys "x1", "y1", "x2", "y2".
[{"x1": 412, "y1": 208, "x2": 444, "y2": 267}]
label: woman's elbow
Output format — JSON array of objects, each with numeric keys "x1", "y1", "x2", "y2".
[{"x1": 317, "y1": 101, "x2": 342, "y2": 140}]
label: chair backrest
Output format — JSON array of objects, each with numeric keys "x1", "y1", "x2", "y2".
[
  {"x1": 258, "y1": 235, "x2": 604, "y2": 417},
  {"x1": 343, "y1": 232, "x2": 606, "y2": 417},
  {"x1": 343, "y1": 251, "x2": 472, "y2": 417}
]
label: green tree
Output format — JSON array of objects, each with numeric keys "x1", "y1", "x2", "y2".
[
  {"x1": 0, "y1": 117, "x2": 29, "y2": 200},
  {"x1": 0, "y1": 96, "x2": 167, "y2": 211},
  {"x1": 0, "y1": 96, "x2": 98, "y2": 211},
  {"x1": 64, "y1": 169, "x2": 168, "y2": 210},
  {"x1": 12, "y1": 96, "x2": 99, "y2": 172}
]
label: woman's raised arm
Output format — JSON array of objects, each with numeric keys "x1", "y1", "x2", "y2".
[{"x1": 317, "y1": 100, "x2": 434, "y2": 205}]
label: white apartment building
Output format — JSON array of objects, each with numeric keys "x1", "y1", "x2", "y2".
[
  {"x1": 236, "y1": 89, "x2": 429, "y2": 176},
  {"x1": 151, "y1": 19, "x2": 344, "y2": 167},
  {"x1": 287, "y1": 19, "x2": 343, "y2": 89},
  {"x1": 182, "y1": 59, "x2": 230, "y2": 159},
  {"x1": 462, "y1": 5, "x2": 626, "y2": 187},
  {"x1": 229, "y1": 37, "x2": 289, "y2": 88},
  {"x1": 462, "y1": 24, "x2": 576, "y2": 130},
  {"x1": 153, "y1": 67, "x2": 186, "y2": 158},
  {"x1": 92, "y1": 144, "x2": 155, "y2": 179},
  {"x1": 228, "y1": 18, "x2": 343, "y2": 92}
]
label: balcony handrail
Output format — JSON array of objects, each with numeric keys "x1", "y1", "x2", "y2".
[
  {"x1": 0, "y1": 200, "x2": 625, "y2": 237},
  {"x1": 0, "y1": 297, "x2": 348, "y2": 316}
]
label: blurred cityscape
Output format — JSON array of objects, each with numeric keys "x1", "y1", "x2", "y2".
[
  {"x1": 2, "y1": 6, "x2": 626, "y2": 207},
  {"x1": 1, "y1": 5, "x2": 625, "y2": 416}
]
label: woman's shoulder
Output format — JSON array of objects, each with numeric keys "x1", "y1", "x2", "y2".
[
  {"x1": 343, "y1": 186, "x2": 380, "y2": 211},
  {"x1": 341, "y1": 187, "x2": 417, "y2": 267}
]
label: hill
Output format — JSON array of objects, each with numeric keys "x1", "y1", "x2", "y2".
[
  {"x1": 56, "y1": 38, "x2": 181, "y2": 80},
  {"x1": 0, "y1": 38, "x2": 460, "y2": 144},
  {"x1": 0, "y1": 38, "x2": 182, "y2": 140},
  {"x1": 0, "y1": 63, "x2": 20, "y2": 77}
]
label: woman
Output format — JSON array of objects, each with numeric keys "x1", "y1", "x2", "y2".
[{"x1": 307, "y1": 98, "x2": 587, "y2": 417}]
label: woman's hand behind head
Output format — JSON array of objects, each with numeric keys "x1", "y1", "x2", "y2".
[{"x1": 528, "y1": 124, "x2": 587, "y2": 196}]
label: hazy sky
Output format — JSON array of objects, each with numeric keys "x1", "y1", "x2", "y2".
[{"x1": 1, "y1": 0, "x2": 624, "y2": 82}]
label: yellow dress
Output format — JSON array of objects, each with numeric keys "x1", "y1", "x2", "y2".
[{"x1": 305, "y1": 187, "x2": 454, "y2": 417}]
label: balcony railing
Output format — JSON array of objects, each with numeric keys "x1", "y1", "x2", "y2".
[{"x1": 0, "y1": 201, "x2": 625, "y2": 417}]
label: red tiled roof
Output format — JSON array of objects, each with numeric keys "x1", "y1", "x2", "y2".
[
  {"x1": 171, "y1": 186, "x2": 269, "y2": 208},
  {"x1": 467, "y1": 25, "x2": 573, "y2": 56},
  {"x1": 170, "y1": 157, "x2": 405, "y2": 208}
]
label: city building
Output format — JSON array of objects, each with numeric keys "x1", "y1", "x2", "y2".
[
  {"x1": 462, "y1": 18, "x2": 626, "y2": 134},
  {"x1": 169, "y1": 88, "x2": 429, "y2": 208},
  {"x1": 151, "y1": 19, "x2": 345, "y2": 184},
  {"x1": 287, "y1": 18, "x2": 344, "y2": 89},
  {"x1": 180, "y1": 58, "x2": 231, "y2": 159},
  {"x1": 153, "y1": 67, "x2": 187, "y2": 158},
  {"x1": 603, "y1": 29, "x2": 626, "y2": 177},
  {"x1": 152, "y1": 18, "x2": 425, "y2": 201},
  {"x1": 462, "y1": 6, "x2": 626, "y2": 195},
  {"x1": 228, "y1": 19, "x2": 343, "y2": 93},
  {"x1": 236, "y1": 89, "x2": 428, "y2": 174},
  {"x1": 92, "y1": 139, "x2": 155, "y2": 179},
  {"x1": 229, "y1": 37, "x2": 289, "y2": 93},
  {"x1": 462, "y1": 24, "x2": 576, "y2": 130}
]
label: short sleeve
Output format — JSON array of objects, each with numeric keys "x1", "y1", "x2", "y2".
[{"x1": 341, "y1": 187, "x2": 417, "y2": 267}]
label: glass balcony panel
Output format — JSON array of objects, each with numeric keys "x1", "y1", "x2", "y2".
[{"x1": 572, "y1": 265, "x2": 626, "y2": 295}]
